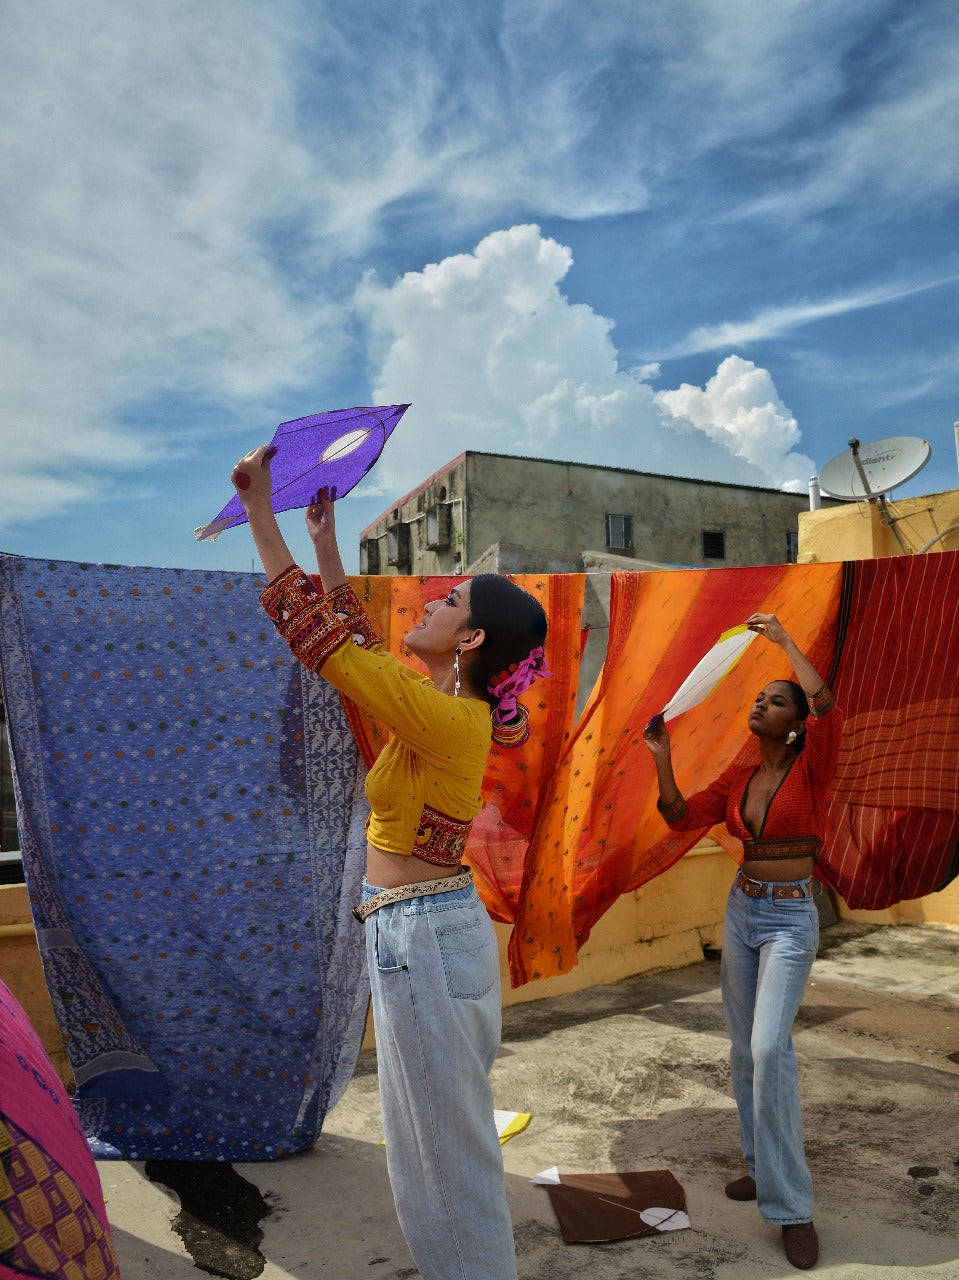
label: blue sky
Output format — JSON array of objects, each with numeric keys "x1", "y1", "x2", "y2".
[{"x1": 2, "y1": 0, "x2": 958, "y2": 573}]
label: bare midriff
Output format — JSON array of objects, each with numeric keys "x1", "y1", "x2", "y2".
[
  {"x1": 741, "y1": 854, "x2": 815, "y2": 883},
  {"x1": 366, "y1": 843, "x2": 464, "y2": 889}
]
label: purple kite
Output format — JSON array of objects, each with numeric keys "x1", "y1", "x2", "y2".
[{"x1": 195, "y1": 403, "x2": 410, "y2": 541}]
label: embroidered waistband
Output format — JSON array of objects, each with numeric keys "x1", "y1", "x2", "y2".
[
  {"x1": 353, "y1": 869, "x2": 473, "y2": 922},
  {"x1": 743, "y1": 836, "x2": 821, "y2": 862},
  {"x1": 413, "y1": 803, "x2": 473, "y2": 867}
]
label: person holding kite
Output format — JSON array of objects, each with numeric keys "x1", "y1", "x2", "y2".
[
  {"x1": 230, "y1": 443, "x2": 549, "y2": 1280},
  {"x1": 643, "y1": 614, "x2": 843, "y2": 1271}
]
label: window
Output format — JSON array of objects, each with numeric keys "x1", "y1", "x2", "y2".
[
  {"x1": 425, "y1": 504, "x2": 451, "y2": 548},
  {"x1": 702, "y1": 529, "x2": 726, "y2": 560},
  {"x1": 605, "y1": 513, "x2": 633, "y2": 550},
  {"x1": 359, "y1": 539, "x2": 380, "y2": 574},
  {"x1": 785, "y1": 531, "x2": 799, "y2": 563},
  {"x1": 386, "y1": 523, "x2": 411, "y2": 568}
]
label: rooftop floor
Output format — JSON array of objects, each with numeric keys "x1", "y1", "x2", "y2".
[{"x1": 99, "y1": 921, "x2": 959, "y2": 1279}]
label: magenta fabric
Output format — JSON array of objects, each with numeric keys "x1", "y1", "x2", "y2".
[{"x1": 0, "y1": 979, "x2": 120, "y2": 1278}]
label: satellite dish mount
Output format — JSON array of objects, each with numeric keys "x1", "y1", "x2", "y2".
[{"x1": 817, "y1": 435, "x2": 932, "y2": 554}]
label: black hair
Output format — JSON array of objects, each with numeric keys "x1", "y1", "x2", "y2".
[{"x1": 464, "y1": 574, "x2": 548, "y2": 706}]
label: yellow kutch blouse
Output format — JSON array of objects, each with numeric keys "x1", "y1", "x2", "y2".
[{"x1": 261, "y1": 566, "x2": 491, "y2": 865}]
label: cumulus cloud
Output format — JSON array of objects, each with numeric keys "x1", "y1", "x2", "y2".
[
  {"x1": 357, "y1": 226, "x2": 813, "y2": 495},
  {"x1": 3, "y1": 1, "x2": 955, "y2": 540},
  {"x1": 655, "y1": 357, "x2": 815, "y2": 492}
]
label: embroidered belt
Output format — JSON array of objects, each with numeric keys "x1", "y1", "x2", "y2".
[
  {"x1": 413, "y1": 803, "x2": 473, "y2": 867},
  {"x1": 736, "y1": 872, "x2": 811, "y2": 900},
  {"x1": 743, "y1": 836, "x2": 821, "y2": 863},
  {"x1": 353, "y1": 869, "x2": 474, "y2": 922}
]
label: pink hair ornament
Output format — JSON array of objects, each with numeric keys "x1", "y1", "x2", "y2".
[{"x1": 488, "y1": 646, "x2": 552, "y2": 738}]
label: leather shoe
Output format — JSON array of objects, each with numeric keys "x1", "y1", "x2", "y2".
[
  {"x1": 782, "y1": 1222, "x2": 819, "y2": 1269},
  {"x1": 724, "y1": 1173, "x2": 757, "y2": 1201}
]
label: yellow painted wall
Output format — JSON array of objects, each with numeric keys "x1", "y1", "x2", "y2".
[
  {"x1": 8, "y1": 836, "x2": 959, "y2": 1070},
  {"x1": 836, "y1": 874, "x2": 959, "y2": 928},
  {"x1": 798, "y1": 487, "x2": 959, "y2": 563},
  {"x1": 0, "y1": 884, "x2": 73, "y2": 1086}
]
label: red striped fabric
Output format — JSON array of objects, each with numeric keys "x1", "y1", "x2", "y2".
[{"x1": 821, "y1": 550, "x2": 959, "y2": 906}]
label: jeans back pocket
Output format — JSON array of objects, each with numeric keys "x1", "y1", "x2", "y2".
[{"x1": 435, "y1": 914, "x2": 496, "y2": 1000}]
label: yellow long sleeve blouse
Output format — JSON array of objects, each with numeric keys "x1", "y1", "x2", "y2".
[{"x1": 260, "y1": 566, "x2": 491, "y2": 865}]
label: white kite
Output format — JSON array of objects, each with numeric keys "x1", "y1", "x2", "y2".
[{"x1": 645, "y1": 624, "x2": 758, "y2": 733}]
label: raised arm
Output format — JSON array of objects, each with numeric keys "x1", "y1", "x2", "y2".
[
  {"x1": 230, "y1": 445, "x2": 295, "y2": 581},
  {"x1": 642, "y1": 721, "x2": 687, "y2": 821},
  {"x1": 304, "y1": 488, "x2": 347, "y2": 594},
  {"x1": 747, "y1": 613, "x2": 832, "y2": 711}
]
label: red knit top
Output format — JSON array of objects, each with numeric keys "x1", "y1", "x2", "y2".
[{"x1": 662, "y1": 699, "x2": 843, "y2": 855}]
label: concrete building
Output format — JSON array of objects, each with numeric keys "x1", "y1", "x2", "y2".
[{"x1": 359, "y1": 451, "x2": 822, "y2": 578}]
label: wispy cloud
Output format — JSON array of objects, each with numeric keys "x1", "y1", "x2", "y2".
[
  {"x1": 3, "y1": 0, "x2": 959, "y2": 551},
  {"x1": 661, "y1": 275, "x2": 959, "y2": 359}
]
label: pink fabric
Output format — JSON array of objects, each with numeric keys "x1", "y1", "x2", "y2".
[
  {"x1": 0, "y1": 979, "x2": 120, "y2": 1278},
  {"x1": 489, "y1": 646, "x2": 552, "y2": 724}
]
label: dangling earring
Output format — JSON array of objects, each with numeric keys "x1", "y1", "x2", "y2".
[
  {"x1": 453, "y1": 647, "x2": 461, "y2": 698},
  {"x1": 786, "y1": 730, "x2": 797, "y2": 745}
]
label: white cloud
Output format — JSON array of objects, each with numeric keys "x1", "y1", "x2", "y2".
[
  {"x1": 655, "y1": 356, "x2": 815, "y2": 491},
  {"x1": 358, "y1": 226, "x2": 812, "y2": 495},
  {"x1": 663, "y1": 275, "x2": 959, "y2": 358},
  {"x1": 0, "y1": 2, "x2": 348, "y2": 528},
  {"x1": 3, "y1": 1, "x2": 956, "y2": 538}
]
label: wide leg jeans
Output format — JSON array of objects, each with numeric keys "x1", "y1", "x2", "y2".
[
  {"x1": 720, "y1": 878, "x2": 819, "y2": 1226},
  {"x1": 361, "y1": 879, "x2": 517, "y2": 1280}
]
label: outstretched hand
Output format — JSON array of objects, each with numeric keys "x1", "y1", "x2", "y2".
[
  {"x1": 642, "y1": 719, "x2": 671, "y2": 759},
  {"x1": 746, "y1": 612, "x2": 790, "y2": 648},
  {"x1": 305, "y1": 486, "x2": 337, "y2": 544},
  {"x1": 231, "y1": 444, "x2": 277, "y2": 510}
]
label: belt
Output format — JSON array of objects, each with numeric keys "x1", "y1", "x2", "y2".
[
  {"x1": 736, "y1": 871, "x2": 811, "y2": 901},
  {"x1": 353, "y1": 869, "x2": 473, "y2": 923}
]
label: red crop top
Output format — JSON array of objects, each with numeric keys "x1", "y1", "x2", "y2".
[{"x1": 660, "y1": 694, "x2": 843, "y2": 860}]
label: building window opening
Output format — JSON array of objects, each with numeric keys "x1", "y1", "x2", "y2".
[
  {"x1": 785, "y1": 531, "x2": 799, "y2": 563},
  {"x1": 605, "y1": 513, "x2": 633, "y2": 550},
  {"x1": 702, "y1": 529, "x2": 726, "y2": 560}
]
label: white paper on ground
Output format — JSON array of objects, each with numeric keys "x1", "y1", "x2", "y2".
[{"x1": 639, "y1": 1206, "x2": 691, "y2": 1231}]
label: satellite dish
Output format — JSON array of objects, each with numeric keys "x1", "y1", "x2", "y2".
[{"x1": 818, "y1": 436, "x2": 931, "y2": 501}]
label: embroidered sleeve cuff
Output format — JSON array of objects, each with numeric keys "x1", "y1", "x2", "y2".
[
  {"x1": 260, "y1": 565, "x2": 350, "y2": 672},
  {"x1": 260, "y1": 565, "x2": 319, "y2": 624},
  {"x1": 657, "y1": 794, "x2": 688, "y2": 823},
  {"x1": 323, "y1": 582, "x2": 383, "y2": 650},
  {"x1": 809, "y1": 683, "x2": 835, "y2": 716}
]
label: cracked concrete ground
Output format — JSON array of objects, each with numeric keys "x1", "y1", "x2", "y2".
[{"x1": 98, "y1": 921, "x2": 959, "y2": 1279}]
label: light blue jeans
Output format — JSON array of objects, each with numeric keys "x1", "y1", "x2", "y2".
[
  {"x1": 361, "y1": 878, "x2": 517, "y2": 1280},
  {"x1": 720, "y1": 876, "x2": 819, "y2": 1226}
]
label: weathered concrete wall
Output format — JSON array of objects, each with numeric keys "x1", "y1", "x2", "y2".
[
  {"x1": 466, "y1": 453, "x2": 810, "y2": 569},
  {"x1": 360, "y1": 450, "x2": 819, "y2": 577}
]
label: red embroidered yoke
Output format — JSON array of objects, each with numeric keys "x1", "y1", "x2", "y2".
[
  {"x1": 662, "y1": 700, "x2": 844, "y2": 857},
  {"x1": 260, "y1": 566, "x2": 491, "y2": 866}
]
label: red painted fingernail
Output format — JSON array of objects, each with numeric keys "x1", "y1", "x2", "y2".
[{"x1": 234, "y1": 471, "x2": 251, "y2": 490}]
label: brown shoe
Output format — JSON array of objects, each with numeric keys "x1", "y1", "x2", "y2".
[
  {"x1": 724, "y1": 1173, "x2": 757, "y2": 1200},
  {"x1": 782, "y1": 1222, "x2": 819, "y2": 1269}
]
